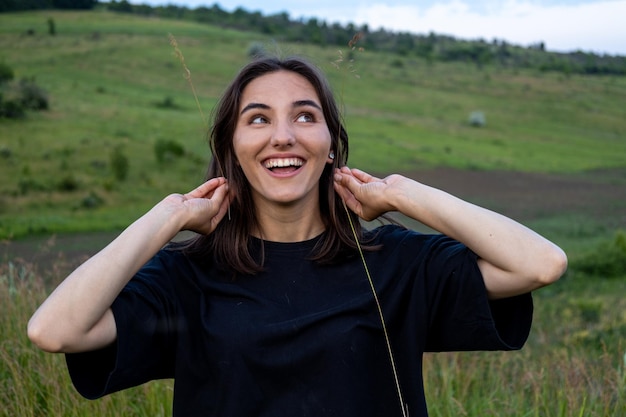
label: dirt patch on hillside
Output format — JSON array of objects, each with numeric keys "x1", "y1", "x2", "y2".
[
  {"x1": 2, "y1": 167, "x2": 625, "y2": 276},
  {"x1": 398, "y1": 167, "x2": 626, "y2": 223}
]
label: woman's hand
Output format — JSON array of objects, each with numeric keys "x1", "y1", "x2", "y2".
[
  {"x1": 333, "y1": 166, "x2": 407, "y2": 221},
  {"x1": 160, "y1": 177, "x2": 231, "y2": 235}
]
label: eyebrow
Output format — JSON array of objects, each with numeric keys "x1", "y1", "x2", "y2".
[
  {"x1": 239, "y1": 99, "x2": 322, "y2": 116},
  {"x1": 240, "y1": 102, "x2": 269, "y2": 115},
  {"x1": 294, "y1": 99, "x2": 322, "y2": 111}
]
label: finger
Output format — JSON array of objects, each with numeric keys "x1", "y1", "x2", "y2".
[
  {"x1": 350, "y1": 168, "x2": 380, "y2": 183},
  {"x1": 335, "y1": 168, "x2": 368, "y2": 196},
  {"x1": 208, "y1": 196, "x2": 232, "y2": 231},
  {"x1": 338, "y1": 166, "x2": 380, "y2": 185},
  {"x1": 338, "y1": 166, "x2": 360, "y2": 181},
  {"x1": 332, "y1": 179, "x2": 350, "y2": 202},
  {"x1": 210, "y1": 182, "x2": 230, "y2": 204},
  {"x1": 185, "y1": 177, "x2": 226, "y2": 199},
  {"x1": 333, "y1": 180, "x2": 362, "y2": 216}
]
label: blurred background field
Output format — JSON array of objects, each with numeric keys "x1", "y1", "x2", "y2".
[
  {"x1": 0, "y1": 10, "x2": 625, "y2": 240},
  {"x1": 1, "y1": 8, "x2": 625, "y2": 417}
]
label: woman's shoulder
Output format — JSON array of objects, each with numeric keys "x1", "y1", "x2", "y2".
[
  {"x1": 365, "y1": 223, "x2": 425, "y2": 244},
  {"x1": 140, "y1": 244, "x2": 204, "y2": 276},
  {"x1": 365, "y1": 223, "x2": 466, "y2": 256}
]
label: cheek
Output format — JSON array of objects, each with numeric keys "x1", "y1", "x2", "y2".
[
  {"x1": 232, "y1": 127, "x2": 263, "y2": 156},
  {"x1": 232, "y1": 137, "x2": 259, "y2": 180}
]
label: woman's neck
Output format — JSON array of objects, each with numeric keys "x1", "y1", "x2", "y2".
[{"x1": 252, "y1": 198, "x2": 326, "y2": 242}]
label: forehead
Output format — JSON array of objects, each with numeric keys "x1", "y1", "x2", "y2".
[{"x1": 240, "y1": 70, "x2": 320, "y2": 103}]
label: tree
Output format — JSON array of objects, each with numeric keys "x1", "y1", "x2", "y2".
[
  {"x1": 108, "y1": 0, "x2": 132, "y2": 13},
  {"x1": 0, "y1": 0, "x2": 97, "y2": 11},
  {"x1": 52, "y1": 0, "x2": 97, "y2": 9}
]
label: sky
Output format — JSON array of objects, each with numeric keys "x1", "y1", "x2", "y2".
[{"x1": 132, "y1": 0, "x2": 626, "y2": 56}]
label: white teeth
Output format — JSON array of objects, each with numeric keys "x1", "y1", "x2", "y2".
[{"x1": 265, "y1": 158, "x2": 303, "y2": 169}]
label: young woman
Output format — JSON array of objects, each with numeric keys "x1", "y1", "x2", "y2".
[{"x1": 28, "y1": 56, "x2": 567, "y2": 416}]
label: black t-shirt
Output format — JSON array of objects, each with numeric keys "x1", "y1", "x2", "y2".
[{"x1": 66, "y1": 225, "x2": 533, "y2": 417}]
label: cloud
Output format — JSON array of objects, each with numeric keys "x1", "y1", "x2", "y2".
[
  {"x1": 351, "y1": 0, "x2": 626, "y2": 55},
  {"x1": 132, "y1": 0, "x2": 626, "y2": 55}
]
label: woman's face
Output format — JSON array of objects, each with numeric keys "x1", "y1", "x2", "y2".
[{"x1": 233, "y1": 70, "x2": 333, "y2": 210}]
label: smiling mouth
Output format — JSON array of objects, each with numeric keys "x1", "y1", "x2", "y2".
[{"x1": 264, "y1": 157, "x2": 304, "y2": 172}]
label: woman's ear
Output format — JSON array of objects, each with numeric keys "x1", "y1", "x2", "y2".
[{"x1": 327, "y1": 150, "x2": 335, "y2": 164}]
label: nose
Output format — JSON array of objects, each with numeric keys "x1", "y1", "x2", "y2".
[{"x1": 270, "y1": 119, "x2": 295, "y2": 148}]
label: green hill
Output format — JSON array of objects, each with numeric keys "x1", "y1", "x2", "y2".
[{"x1": 0, "y1": 10, "x2": 625, "y2": 239}]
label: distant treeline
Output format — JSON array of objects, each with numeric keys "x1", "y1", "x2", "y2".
[
  {"x1": 3, "y1": 0, "x2": 625, "y2": 76},
  {"x1": 0, "y1": 0, "x2": 96, "y2": 11}
]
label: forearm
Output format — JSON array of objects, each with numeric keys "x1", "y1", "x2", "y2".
[
  {"x1": 28, "y1": 202, "x2": 185, "y2": 352},
  {"x1": 392, "y1": 177, "x2": 567, "y2": 297}
]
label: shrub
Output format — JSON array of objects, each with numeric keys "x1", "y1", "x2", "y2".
[
  {"x1": 18, "y1": 77, "x2": 49, "y2": 110},
  {"x1": 468, "y1": 111, "x2": 486, "y2": 127},
  {"x1": 110, "y1": 145, "x2": 129, "y2": 181},
  {"x1": 0, "y1": 96, "x2": 25, "y2": 118},
  {"x1": 18, "y1": 177, "x2": 48, "y2": 195},
  {"x1": 247, "y1": 42, "x2": 266, "y2": 58},
  {"x1": 47, "y1": 17, "x2": 56, "y2": 36},
  {"x1": 571, "y1": 230, "x2": 626, "y2": 278},
  {"x1": 102, "y1": 178, "x2": 116, "y2": 191},
  {"x1": 81, "y1": 191, "x2": 104, "y2": 209},
  {"x1": 57, "y1": 174, "x2": 80, "y2": 192},
  {"x1": 390, "y1": 58, "x2": 404, "y2": 68},
  {"x1": 0, "y1": 62, "x2": 14, "y2": 85},
  {"x1": 154, "y1": 139, "x2": 185, "y2": 163},
  {"x1": 154, "y1": 95, "x2": 179, "y2": 109},
  {"x1": 0, "y1": 75, "x2": 49, "y2": 118}
]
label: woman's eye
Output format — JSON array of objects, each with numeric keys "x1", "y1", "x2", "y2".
[
  {"x1": 296, "y1": 113, "x2": 313, "y2": 123},
  {"x1": 250, "y1": 115, "x2": 267, "y2": 124}
]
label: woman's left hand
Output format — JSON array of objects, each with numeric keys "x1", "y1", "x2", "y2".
[{"x1": 333, "y1": 166, "x2": 408, "y2": 221}]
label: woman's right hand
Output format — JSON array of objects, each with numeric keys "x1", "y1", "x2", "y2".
[{"x1": 161, "y1": 177, "x2": 231, "y2": 235}]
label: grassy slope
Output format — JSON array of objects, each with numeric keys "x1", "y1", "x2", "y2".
[{"x1": 0, "y1": 10, "x2": 625, "y2": 240}]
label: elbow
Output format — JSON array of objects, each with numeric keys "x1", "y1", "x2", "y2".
[
  {"x1": 27, "y1": 315, "x2": 65, "y2": 353},
  {"x1": 536, "y1": 246, "x2": 568, "y2": 287}
]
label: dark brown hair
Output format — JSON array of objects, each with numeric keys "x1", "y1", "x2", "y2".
[{"x1": 182, "y1": 56, "x2": 368, "y2": 274}]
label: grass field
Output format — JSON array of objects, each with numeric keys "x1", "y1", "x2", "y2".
[
  {"x1": 2, "y1": 246, "x2": 625, "y2": 416},
  {"x1": 1, "y1": 9, "x2": 625, "y2": 417},
  {"x1": 1, "y1": 10, "x2": 625, "y2": 239}
]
